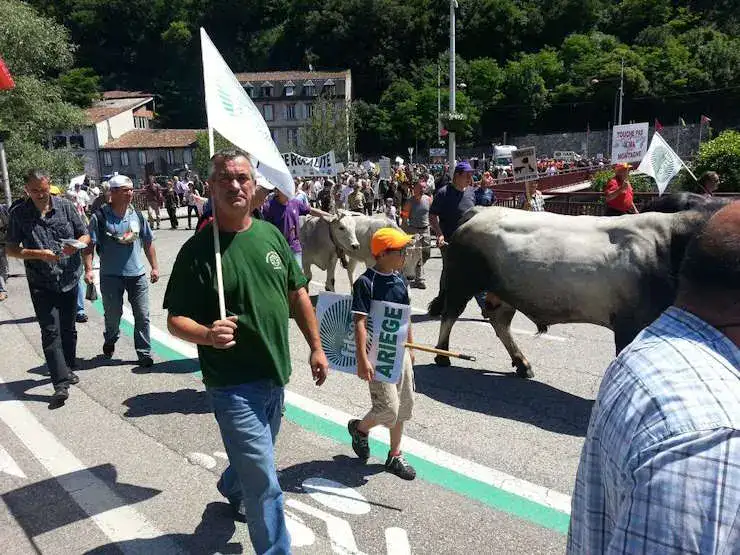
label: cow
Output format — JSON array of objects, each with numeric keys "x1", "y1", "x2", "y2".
[
  {"x1": 300, "y1": 210, "x2": 422, "y2": 291},
  {"x1": 641, "y1": 192, "x2": 731, "y2": 213},
  {"x1": 428, "y1": 203, "x2": 730, "y2": 378}
]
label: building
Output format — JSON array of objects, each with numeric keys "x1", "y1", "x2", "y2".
[
  {"x1": 234, "y1": 70, "x2": 352, "y2": 153},
  {"x1": 100, "y1": 128, "x2": 200, "y2": 184},
  {"x1": 52, "y1": 93, "x2": 156, "y2": 182}
]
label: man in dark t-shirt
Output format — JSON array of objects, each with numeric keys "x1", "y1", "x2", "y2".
[
  {"x1": 430, "y1": 161, "x2": 475, "y2": 247},
  {"x1": 163, "y1": 150, "x2": 329, "y2": 553}
]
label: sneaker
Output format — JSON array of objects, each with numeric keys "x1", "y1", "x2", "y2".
[
  {"x1": 347, "y1": 419, "x2": 370, "y2": 461},
  {"x1": 216, "y1": 476, "x2": 247, "y2": 522},
  {"x1": 69, "y1": 372, "x2": 80, "y2": 385},
  {"x1": 414, "y1": 281, "x2": 427, "y2": 290},
  {"x1": 0, "y1": 292, "x2": 7, "y2": 301},
  {"x1": 76, "y1": 313, "x2": 89, "y2": 323},
  {"x1": 51, "y1": 385, "x2": 69, "y2": 405},
  {"x1": 385, "y1": 452, "x2": 416, "y2": 480},
  {"x1": 138, "y1": 355, "x2": 154, "y2": 368},
  {"x1": 103, "y1": 343, "x2": 115, "y2": 358}
]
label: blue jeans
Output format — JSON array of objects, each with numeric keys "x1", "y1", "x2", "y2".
[
  {"x1": 77, "y1": 278, "x2": 86, "y2": 315},
  {"x1": 208, "y1": 380, "x2": 289, "y2": 554},
  {"x1": 100, "y1": 274, "x2": 151, "y2": 358}
]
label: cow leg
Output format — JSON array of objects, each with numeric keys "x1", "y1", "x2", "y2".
[
  {"x1": 488, "y1": 303, "x2": 534, "y2": 379},
  {"x1": 434, "y1": 297, "x2": 467, "y2": 368},
  {"x1": 302, "y1": 259, "x2": 313, "y2": 287},
  {"x1": 325, "y1": 256, "x2": 337, "y2": 292},
  {"x1": 345, "y1": 258, "x2": 358, "y2": 287}
]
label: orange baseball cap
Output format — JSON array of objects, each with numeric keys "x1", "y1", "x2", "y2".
[{"x1": 371, "y1": 227, "x2": 414, "y2": 257}]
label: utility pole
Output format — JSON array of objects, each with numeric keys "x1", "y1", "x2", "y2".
[
  {"x1": 0, "y1": 139, "x2": 10, "y2": 205},
  {"x1": 618, "y1": 57, "x2": 624, "y2": 126},
  {"x1": 437, "y1": 64, "x2": 442, "y2": 143},
  {"x1": 448, "y1": 0, "x2": 457, "y2": 171}
]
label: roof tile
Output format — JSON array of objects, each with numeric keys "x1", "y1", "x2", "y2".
[{"x1": 101, "y1": 129, "x2": 201, "y2": 149}]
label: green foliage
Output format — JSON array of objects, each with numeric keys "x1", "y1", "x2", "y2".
[
  {"x1": 591, "y1": 169, "x2": 660, "y2": 194},
  {"x1": 300, "y1": 95, "x2": 355, "y2": 162},
  {"x1": 0, "y1": 0, "x2": 88, "y2": 198},
  {"x1": 193, "y1": 131, "x2": 235, "y2": 179},
  {"x1": 55, "y1": 67, "x2": 101, "y2": 107},
  {"x1": 690, "y1": 131, "x2": 740, "y2": 193}
]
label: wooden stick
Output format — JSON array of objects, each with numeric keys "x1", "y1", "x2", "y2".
[{"x1": 404, "y1": 342, "x2": 476, "y2": 361}]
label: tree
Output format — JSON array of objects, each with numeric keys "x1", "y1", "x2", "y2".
[
  {"x1": 193, "y1": 130, "x2": 235, "y2": 179},
  {"x1": 56, "y1": 67, "x2": 101, "y2": 107},
  {"x1": 0, "y1": 0, "x2": 87, "y2": 197},
  {"x1": 686, "y1": 131, "x2": 740, "y2": 193},
  {"x1": 300, "y1": 95, "x2": 356, "y2": 162}
]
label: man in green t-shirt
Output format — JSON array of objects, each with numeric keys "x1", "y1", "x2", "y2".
[{"x1": 164, "y1": 150, "x2": 329, "y2": 554}]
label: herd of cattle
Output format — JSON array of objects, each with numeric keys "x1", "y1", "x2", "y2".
[{"x1": 299, "y1": 192, "x2": 734, "y2": 379}]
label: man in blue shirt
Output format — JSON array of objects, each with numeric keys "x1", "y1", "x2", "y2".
[
  {"x1": 84, "y1": 175, "x2": 159, "y2": 367},
  {"x1": 7, "y1": 169, "x2": 90, "y2": 405},
  {"x1": 568, "y1": 202, "x2": 740, "y2": 554}
]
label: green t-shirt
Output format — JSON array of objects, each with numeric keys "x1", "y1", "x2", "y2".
[{"x1": 163, "y1": 220, "x2": 307, "y2": 387}]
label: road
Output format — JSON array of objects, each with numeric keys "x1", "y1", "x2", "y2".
[{"x1": 0, "y1": 222, "x2": 615, "y2": 554}]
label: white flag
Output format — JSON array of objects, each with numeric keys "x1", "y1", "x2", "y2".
[
  {"x1": 636, "y1": 132, "x2": 684, "y2": 196},
  {"x1": 200, "y1": 28, "x2": 294, "y2": 197}
]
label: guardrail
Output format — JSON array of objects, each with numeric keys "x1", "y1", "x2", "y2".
[{"x1": 492, "y1": 166, "x2": 600, "y2": 197}]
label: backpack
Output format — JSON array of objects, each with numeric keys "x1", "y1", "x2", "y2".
[{"x1": 94, "y1": 205, "x2": 146, "y2": 256}]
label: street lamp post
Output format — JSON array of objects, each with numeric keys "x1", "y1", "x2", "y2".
[
  {"x1": 448, "y1": 0, "x2": 457, "y2": 171},
  {"x1": 618, "y1": 56, "x2": 624, "y2": 126}
]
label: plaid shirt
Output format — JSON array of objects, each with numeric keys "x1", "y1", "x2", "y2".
[
  {"x1": 7, "y1": 196, "x2": 87, "y2": 293},
  {"x1": 568, "y1": 307, "x2": 740, "y2": 554},
  {"x1": 520, "y1": 190, "x2": 545, "y2": 211}
]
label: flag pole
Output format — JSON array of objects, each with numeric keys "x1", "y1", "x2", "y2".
[{"x1": 209, "y1": 126, "x2": 227, "y2": 321}]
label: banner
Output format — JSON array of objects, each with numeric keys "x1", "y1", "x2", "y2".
[
  {"x1": 316, "y1": 292, "x2": 411, "y2": 384},
  {"x1": 281, "y1": 151, "x2": 337, "y2": 177},
  {"x1": 429, "y1": 148, "x2": 446, "y2": 157},
  {"x1": 511, "y1": 146, "x2": 538, "y2": 183},
  {"x1": 379, "y1": 157, "x2": 392, "y2": 179},
  {"x1": 200, "y1": 28, "x2": 294, "y2": 197},
  {"x1": 635, "y1": 132, "x2": 684, "y2": 195},
  {"x1": 611, "y1": 123, "x2": 649, "y2": 164}
]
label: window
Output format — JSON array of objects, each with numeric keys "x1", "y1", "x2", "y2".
[
  {"x1": 103, "y1": 151, "x2": 113, "y2": 167},
  {"x1": 138, "y1": 150, "x2": 146, "y2": 165},
  {"x1": 303, "y1": 81, "x2": 316, "y2": 96},
  {"x1": 52, "y1": 136, "x2": 67, "y2": 149},
  {"x1": 285, "y1": 85, "x2": 295, "y2": 97},
  {"x1": 285, "y1": 104, "x2": 297, "y2": 120},
  {"x1": 243, "y1": 82, "x2": 254, "y2": 97},
  {"x1": 323, "y1": 79, "x2": 336, "y2": 96},
  {"x1": 271, "y1": 129, "x2": 279, "y2": 143},
  {"x1": 287, "y1": 128, "x2": 299, "y2": 147},
  {"x1": 166, "y1": 150, "x2": 175, "y2": 165},
  {"x1": 263, "y1": 104, "x2": 274, "y2": 121},
  {"x1": 69, "y1": 135, "x2": 85, "y2": 149},
  {"x1": 183, "y1": 149, "x2": 192, "y2": 165},
  {"x1": 305, "y1": 103, "x2": 315, "y2": 119},
  {"x1": 261, "y1": 84, "x2": 273, "y2": 97},
  {"x1": 120, "y1": 151, "x2": 129, "y2": 166}
]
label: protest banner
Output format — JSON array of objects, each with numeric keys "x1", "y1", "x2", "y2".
[
  {"x1": 281, "y1": 151, "x2": 337, "y2": 177},
  {"x1": 553, "y1": 150, "x2": 576, "y2": 162},
  {"x1": 511, "y1": 146, "x2": 538, "y2": 182},
  {"x1": 200, "y1": 28, "x2": 293, "y2": 198},
  {"x1": 316, "y1": 292, "x2": 411, "y2": 384},
  {"x1": 429, "y1": 148, "x2": 446, "y2": 157},
  {"x1": 379, "y1": 157, "x2": 392, "y2": 179},
  {"x1": 636, "y1": 132, "x2": 696, "y2": 195},
  {"x1": 610, "y1": 122, "x2": 649, "y2": 164}
]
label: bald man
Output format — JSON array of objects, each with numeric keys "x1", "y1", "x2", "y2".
[{"x1": 568, "y1": 202, "x2": 740, "y2": 554}]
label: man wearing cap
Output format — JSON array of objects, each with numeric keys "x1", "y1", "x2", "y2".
[
  {"x1": 84, "y1": 174, "x2": 159, "y2": 367},
  {"x1": 348, "y1": 227, "x2": 417, "y2": 481},
  {"x1": 7, "y1": 169, "x2": 90, "y2": 405},
  {"x1": 430, "y1": 160, "x2": 476, "y2": 249},
  {"x1": 604, "y1": 163, "x2": 639, "y2": 216}
]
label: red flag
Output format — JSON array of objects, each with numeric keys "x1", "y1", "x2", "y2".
[
  {"x1": 0, "y1": 57, "x2": 15, "y2": 91},
  {"x1": 654, "y1": 118, "x2": 663, "y2": 133},
  {"x1": 701, "y1": 115, "x2": 711, "y2": 125},
  {"x1": 440, "y1": 128, "x2": 449, "y2": 137}
]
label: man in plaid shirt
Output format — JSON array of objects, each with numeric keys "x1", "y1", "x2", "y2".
[
  {"x1": 521, "y1": 180, "x2": 545, "y2": 212},
  {"x1": 568, "y1": 202, "x2": 740, "y2": 554}
]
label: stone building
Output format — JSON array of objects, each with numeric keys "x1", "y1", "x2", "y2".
[{"x1": 235, "y1": 70, "x2": 352, "y2": 153}]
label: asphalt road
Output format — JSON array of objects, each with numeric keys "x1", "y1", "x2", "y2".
[{"x1": 0, "y1": 221, "x2": 616, "y2": 554}]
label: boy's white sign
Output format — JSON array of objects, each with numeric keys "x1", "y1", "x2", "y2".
[{"x1": 316, "y1": 293, "x2": 410, "y2": 384}]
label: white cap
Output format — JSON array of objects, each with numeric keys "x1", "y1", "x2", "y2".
[{"x1": 109, "y1": 175, "x2": 133, "y2": 189}]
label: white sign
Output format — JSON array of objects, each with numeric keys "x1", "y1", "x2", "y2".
[
  {"x1": 335, "y1": 162, "x2": 345, "y2": 173},
  {"x1": 636, "y1": 132, "x2": 685, "y2": 195},
  {"x1": 281, "y1": 151, "x2": 337, "y2": 177},
  {"x1": 316, "y1": 293, "x2": 410, "y2": 384},
  {"x1": 429, "y1": 148, "x2": 446, "y2": 157},
  {"x1": 553, "y1": 151, "x2": 576, "y2": 162},
  {"x1": 379, "y1": 157, "x2": 392, "y2": 179},
  {"x1": 611, "y1": 122, "x2": 650, "y2": 164},
  {"x1": 511, "y1": 146, "x2": 538, "y2": 183},
  {"x1": 200, "y1": 28, "x2": 294, "y2": 197}
]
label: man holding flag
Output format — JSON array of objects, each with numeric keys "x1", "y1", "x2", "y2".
[{"x1": 164, "y1": 150, "x2": 329, "y2": 552}]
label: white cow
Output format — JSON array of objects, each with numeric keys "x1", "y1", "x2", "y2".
[{"x1": 300, "y1": 210, "x2": 421, "y2": 292}]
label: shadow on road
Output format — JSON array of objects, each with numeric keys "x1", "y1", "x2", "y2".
[
  {"x1": 131, "y1": 358, "x2": 200, "y2": 375},
  {"x1": 3, "y1": 464, "x2": 163, "y2": 540},
  {"x1": 410, "y1": 313, "x2": 484, "y2": 324},
  {"x1": 83, "y1": 502, "x2": 241, "y2": 555},
  {"x1": 279, "y1": 455, "x2": 397, "y2": 511},
  {"x1": 0, "y1": 376, "x2": 55, "y2": 404},
  {"x1": 414, "y1": 363, "x2": 594, "y2": 436},
  {"x1": 0, "y1": 316, "x2": 37, "y2": 326},
  {"x1": 122, "y1": 388, "x2": 210, "y2": 417}
]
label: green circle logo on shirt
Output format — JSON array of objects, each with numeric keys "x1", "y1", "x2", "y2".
[{"x1": 266, "y1": 251, "x2": 282, "y2": 270}]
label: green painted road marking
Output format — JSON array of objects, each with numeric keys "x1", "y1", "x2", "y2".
[{"x1": 90, "y1": 299, "x2": 570, "y2": 534}]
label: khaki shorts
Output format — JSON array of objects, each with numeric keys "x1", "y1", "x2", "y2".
[{"x1": 364, "y1": 351, "x2": 414, "y2": 427}]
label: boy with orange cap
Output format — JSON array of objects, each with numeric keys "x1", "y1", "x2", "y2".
[{"x1": 347, "y1": 227, "x2": 417, "y2": 480}]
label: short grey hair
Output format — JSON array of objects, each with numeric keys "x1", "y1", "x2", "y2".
[
  {"x1": 24, "y1": 169, "x2": 50, "y2": 183},
  {"x1": 208, "y1": 149, "x2": 253, "y2": 179}
]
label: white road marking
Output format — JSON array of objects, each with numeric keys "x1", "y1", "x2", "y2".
[
  {"x1": 302, "y1": 477, "x2": 371, "y2": 515},
  {"x1": 185, "y1": 452, "x2": 217, "y2": 470},
  {"x1": 115, "y1": 293, "x2": 573, "y2": 515},
  {"x1": 0, "y1": 376, "x2": 179, "y2": 554},
  {"x1": 285, "y1": 509, "x2": 317, "y2": 547},
  {"x1": 385, "y1": 527, "x2": 411, "y2": 555},
  {"x1": 287, "y1": 498, "x2": 364, "y2": 555},
  {"x1": 0, "y1": 443, "x2": 26, "y2": 478}
]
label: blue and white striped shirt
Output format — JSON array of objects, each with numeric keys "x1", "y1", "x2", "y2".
[{"x1": 568, "y1": 307, "x2": 740, "y2": 554}]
